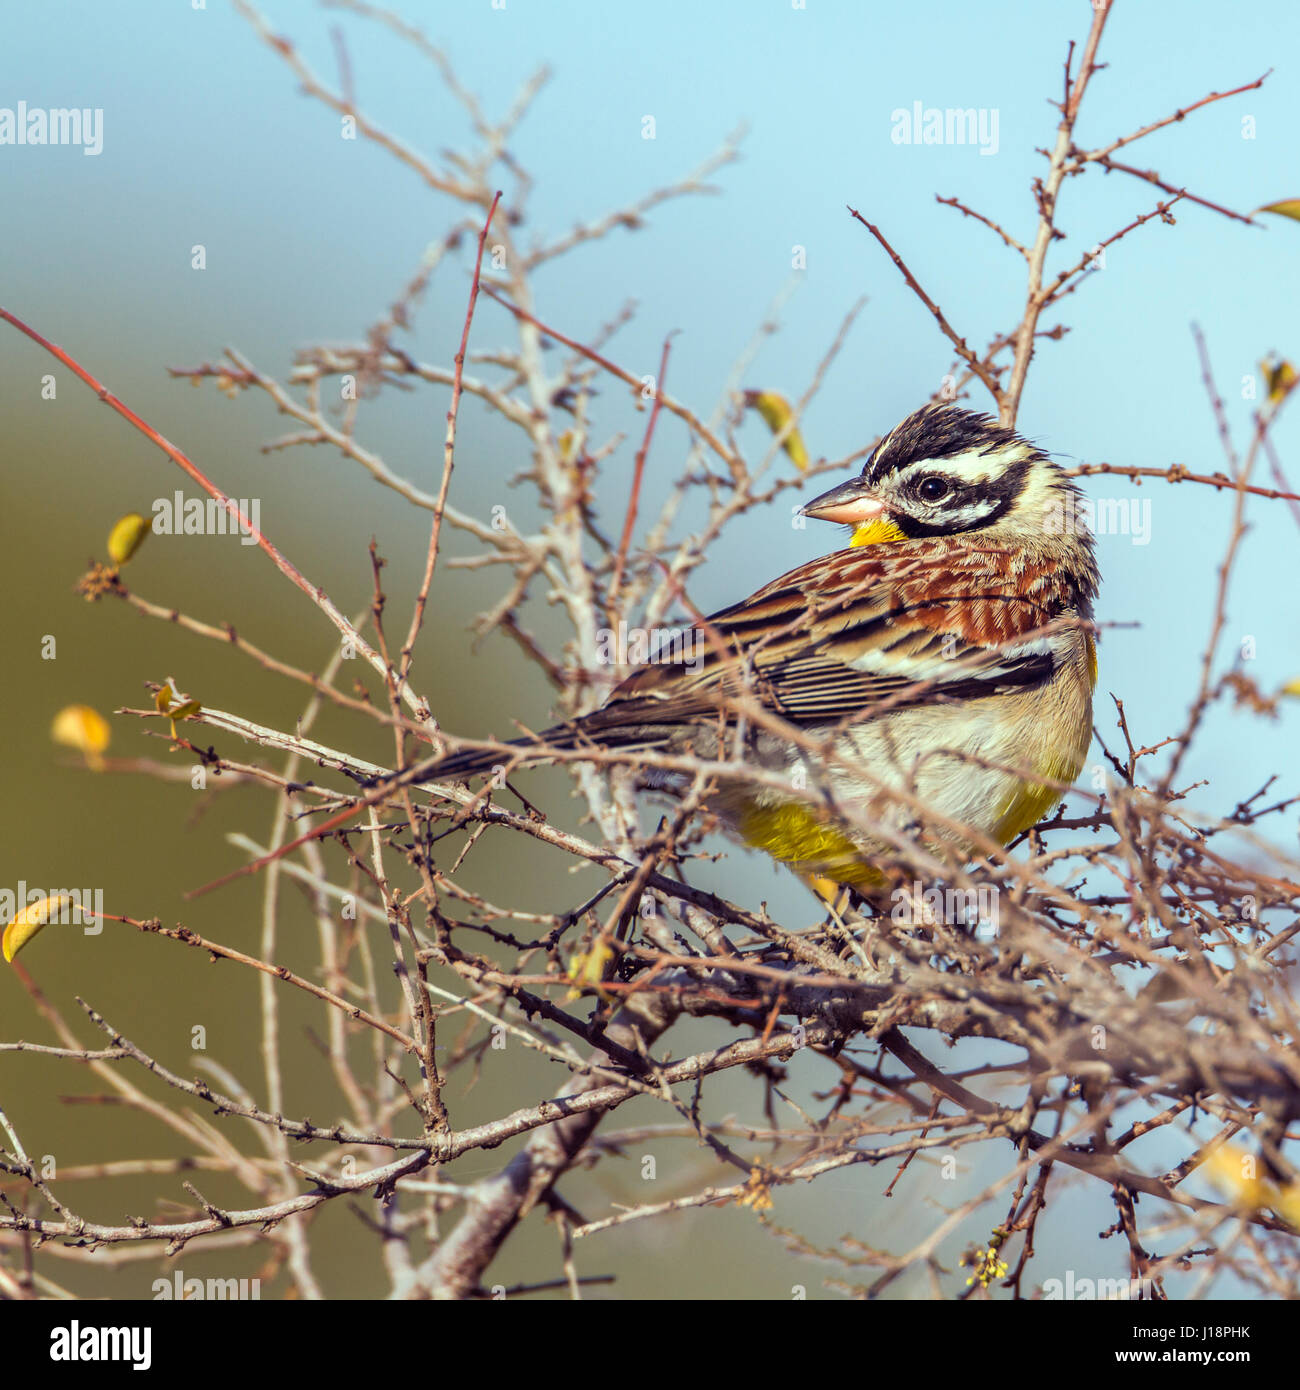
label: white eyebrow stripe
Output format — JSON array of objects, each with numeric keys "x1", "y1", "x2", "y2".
[
  {"x1": 907, "y1": 449, "x2": 1002, "y2": 484},
  {"x1": 907, "y1": 442, "x2": 1037, "y2": 487}
]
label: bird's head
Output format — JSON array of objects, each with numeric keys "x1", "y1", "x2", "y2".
[{"x1": 800, "y1": 403, "x2": 1094, "y2": 564}]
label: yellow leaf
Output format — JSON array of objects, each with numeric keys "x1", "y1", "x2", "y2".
[
  {"x1": 736, "y1": 1166, "x2": 775, "y2": 1211},
  {"x1": 557, "y1": 429, "x2": 583, "y2": 464},
  {"x1": 743, "y1": 389, "x2": 811, "y2": 471},
  {"x1": 167, "y1": 700, "x2": 202, "y2": 742},
  {"x1": 1258, "y1": 199, "x2": 1300, "y2": 223},
  {"x1": 1282, "y1": 678, "x2": 1300, "y2": 698},
  {"x1": 1259, "y1": 355, "x2": 1298, "y2": 404},
  {"x1": 3, "y1": 894, "x2": 81, "y2": 963},
  {"x1": 564, "y1": 938, "x2": 615, "y2": 1000},
  {"x1": 51, "y1": 704, "x2": 110, "y2": 769},
  {"x1": 107, "y1": 512, "x2": 150, "y2": 565},
  {"x1": 155, "y1": 682, "x2": 200, "y2": 719}
]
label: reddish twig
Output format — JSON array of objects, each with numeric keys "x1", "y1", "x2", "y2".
[
  {"x1": 1000, "y1": 0, "x2": 1112, "y2": 427},
  {"x1": 935, "y1": 195, "x2": 1028, "y2": 259},
  {"x1": 1159, "y1": 326, "x2": 1267, "y2": 796},
  {"x1": 847, "y1": 207, "x2": 1004, "y2": 408},
  {"x1": 609, "y1": 333, "x2": 674, "y2": 604},
  {"x1": 1062, "y1": 460, "x2": 1300, "y2": 504},
  {"x1": 1261, "y1": 434, "x2": 1300, "y2": 530},
  {"x1": 1089, "y1": 154, "x2": 1259, "y2": 227},
  {"x1": 330, "y1": 23, "x2": 355, "y2": 111},
  {"x1": 0, "y1": 305, "x2": 415, "y2": 715},
  {"x1": 1041, "y1": 195, "x2": 1183, "y2": 306},
  {"x1": 1074, "y1": 70, "x2": 1270, "y2": 167},
  {"x1": 479, "y1": 282, "x2": 743, "y2": 482},
  {"x1": 399, "y1": 189, "x2": 502, "y2": 686}
]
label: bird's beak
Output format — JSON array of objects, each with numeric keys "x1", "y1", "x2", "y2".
[{"x1": 799, "y1": 477, "x2": 888, "y2": 525}]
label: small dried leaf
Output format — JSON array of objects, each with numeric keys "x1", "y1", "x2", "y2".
[
  {"x1": 4, "y1": 894, "x2": 77, "y2": 963},
  {"x1": 1259, "y1": 355, "x2": 1298, "y2": 404},
  {"x1": 107, "y1": 512, "x2": 150, "y2": 565},
  {"x1": 743, "y1": 389, "x2": 811, "y2": 471},
  {"x1": 564, "y1": 938, "x2": 615, "y2": 1000},
  {"x1": 51, "y1": 704, "x2": 110, "y2": 763}
]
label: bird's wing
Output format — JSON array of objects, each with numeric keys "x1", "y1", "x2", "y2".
[{"x1": 597, "y1": 540, "x2": 1062, "y2": 731}]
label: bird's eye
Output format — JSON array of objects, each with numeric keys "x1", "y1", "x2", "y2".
[{"x1": 916, "y1": 475, "x2": 952, "y2": 503}]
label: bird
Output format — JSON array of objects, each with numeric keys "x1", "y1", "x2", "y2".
[{"x1": 424, "y1": 402, "x2": 1099, "y2": 897}]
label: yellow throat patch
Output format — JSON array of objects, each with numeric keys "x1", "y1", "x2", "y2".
[{"x1": 849, "y1": 518, "x2": 907, "y2": 547}]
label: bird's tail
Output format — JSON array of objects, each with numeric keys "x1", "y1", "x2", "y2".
[
  {"x1": 417, "y1": 701, "x2": 676, "y2": 783},
  {"x1": 418, "y1": 739, "x2": 532, "y2": 781}
]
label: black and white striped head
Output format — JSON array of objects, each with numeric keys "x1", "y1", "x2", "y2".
[{"x1": 801, "y1": 403, "x2": 1089, "y2": 551}]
